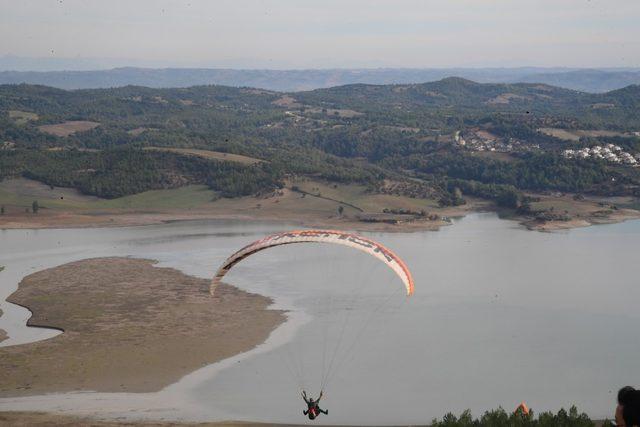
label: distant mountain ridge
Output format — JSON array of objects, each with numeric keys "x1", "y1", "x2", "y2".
[{"x1": 1, "y1": 67, "x2": 640, "y2": 93}]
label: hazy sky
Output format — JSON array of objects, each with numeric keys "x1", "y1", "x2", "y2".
[{"x1": 1, "y1": 0, "x2": 639, "y2": 69}]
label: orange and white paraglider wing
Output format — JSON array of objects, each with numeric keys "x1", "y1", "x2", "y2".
[{"x1": 211, "y1": 230, "x2": 414, "y2": 296}]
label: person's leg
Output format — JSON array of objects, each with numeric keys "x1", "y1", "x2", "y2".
[
  {"x1": 321, "y1": 409, "x2": 328, "y2": 415},
  {"x1": 303, "y1": 410, "x2": 308, "y2": 415}
]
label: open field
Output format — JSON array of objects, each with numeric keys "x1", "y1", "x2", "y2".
[
  {"x1": 0, "y1": 179, "x2": 217, "y2": 211},
  {"x1": 1, "y1": 177, "x2": 637, "y2": 232},
  {"x1": 304, "y1": 107, "x2": 364, "y2": 118},
  {"x1": 144, "y1": 147, "x2": 265, "y2": 165},
  {"x1": 37, "y1": 121, "x2": 100, "y2": 137},
  {"x1": 486, "y1": 92, "x2": 527, "y2": 104},
  {"x1": 470, "y1": 151, "x2": 518, "y2": 163},
  {"x1": 0, "y1": 177, "x2": 463, "y2": 231},
  {"x1": 8, "y1": 110, "x2": 39, "y2": 124},
  {"x1": 291, "y1": 179, "x2": 441, "y2": 213},
  {"x1": 538, "y1": 127, "x2": 634, "y2": 141},
  {"x1": 0, "y1": 177, "x2": 100, "y2": 208},
  {"x1": 0, "y1": 257, "x2": 285, "y2": 397}
]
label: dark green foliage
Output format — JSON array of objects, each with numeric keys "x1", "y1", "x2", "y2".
[
  {"x1": 2, "y1": 81, "x2": 640, "y2": 201},
  {"x1": 431, "y1": 406, "x2": 595, "y2": 427},
  {"x1": 0, "y1": 149, "x2": 282, "y2": 199},
  {"x1": 415, "y1": 153, "x2": 621, "y2": 193}
]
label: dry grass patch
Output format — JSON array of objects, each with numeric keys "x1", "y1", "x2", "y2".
[
  {"x1": 128, "y1": 127, "x2": 159, "y2": 136},
  {"x1": 8, "y1": 110, "x2": 39, "y2": 124},
  {"x1": 144, "y1": 147, "x2": 265, "y2": 165},
  {"x1": 38, "y1": 121, "x2": 100, "y2": 137},
  {"x1": 0, "y1": 177, "x2": 100, "y2": 208},
  {"x1": 486, "y1": 93, "x2": 528, "y2": 105},
  {"x1": 271, "y1": 95, "x2": 301, "y2": 108},
  {"x1": 538, "y1": 127, "x2": 632, "y2": 141},
  {"x1": 538, "y1": 128, "x2": 581, "y2": 141},
  {"x1": 305, "y1": 107, "x2": 363, "y2": 118}
]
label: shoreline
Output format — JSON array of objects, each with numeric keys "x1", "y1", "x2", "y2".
[
  {"x1": 2, "y1": 203, "x2": 638, "y2": 234},
  {"x1": 0, "y1": 209, "x2": 455, "y2": 232},
  {"x1": 2, "y1": 177, "x2": 638, "y2": 234},
  {"x1": 521, "y1": 208, "x2": 640, "y2": 232}
]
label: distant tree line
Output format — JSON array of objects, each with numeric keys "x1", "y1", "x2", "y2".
[{"x1": 431, "y1": 405, "x2": 599, "y2": 427}]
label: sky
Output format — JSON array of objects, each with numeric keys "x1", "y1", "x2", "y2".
[{"x1": 1, "y1": 0, "x2": 639, "y2": 69}]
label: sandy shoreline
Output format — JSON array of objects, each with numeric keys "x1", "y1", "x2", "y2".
[
  {"x1": 0, "y1": 209, "x2": 457, "y2": 232},
  {"x1": 0, "y1": 412, "x2": 299, "y2": 426},
  {"x1": 0, "y1": 412, "x2": 317, "y2": 426},
  {"x1": 1, "y1": 198, "x2": 637, "y2": 234},
  {"x1": 0, "y1": 258, "x2": 285, "y2": 397}
]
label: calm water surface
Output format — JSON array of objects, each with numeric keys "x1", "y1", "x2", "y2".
[{"x1": 0, "y1": 213, "x2": 638, "y2": 424}]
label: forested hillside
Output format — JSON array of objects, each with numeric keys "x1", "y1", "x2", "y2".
[{"x1": 1, "y1": 79, "x2": 640, "y2": 207}]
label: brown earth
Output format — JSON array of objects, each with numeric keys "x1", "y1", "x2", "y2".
[
  {"x1": 0, "y1": 412, "x2": 610, "y2": 427},
  {"x1": 0, "y1": 258, "x2": 285, "y2": 397},
  {"x1": 0, "y1": 412, "x2": 295, "y2": 426}
]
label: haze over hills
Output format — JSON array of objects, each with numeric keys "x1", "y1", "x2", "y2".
[{"x1": 1, "y1": 66, "x2": 640, "y2": 93}]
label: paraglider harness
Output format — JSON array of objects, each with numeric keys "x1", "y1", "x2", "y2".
[{"x1": 302, "y1": 390, "x2": 327, "y2": 420}]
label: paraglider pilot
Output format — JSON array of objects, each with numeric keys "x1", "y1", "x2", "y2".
[{"x1": 302, "y1": 390, "x2": 328, "y2": 420}]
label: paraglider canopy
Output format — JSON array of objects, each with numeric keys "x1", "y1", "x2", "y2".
[
  {"x1": 211, "y1": 229, "x2": 414, "y2": 296},
  {"x1": 516, "y1": 402, "x2": 530, "y2": 416}
]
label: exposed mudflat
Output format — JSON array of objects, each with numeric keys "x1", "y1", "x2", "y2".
[{"x1": 0, "y1": 258, "x2": 285, "y2": 397}]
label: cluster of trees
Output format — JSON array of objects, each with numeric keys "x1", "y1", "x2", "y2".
[
  {"x1": 0, "y1": 149, "x2": 283, "y2": 199},
  {"x1": 411, "y1": 153, "x2": 632, "y2": 194},
  {"x1": 436, "y1": 179, "x2": 523, "y2": 208},
  {"x1": 431, "y1": 406, "x2": 600, "y2": 427}
]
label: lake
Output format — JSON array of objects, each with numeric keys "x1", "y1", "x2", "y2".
[{"x1": 0, "y1": 213, "x2": 638, "y2": 424}]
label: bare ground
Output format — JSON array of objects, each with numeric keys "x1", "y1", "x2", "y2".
[
  {"x1": 0, "y1": 258, "x2": 285, "y2": 397},
  {"x1": 0, "y1": 412, "x2": 297, "y2": 426},
  {"x1": 37, "y1": 121, "x2": 100, "y2": 137},
  {"x1": 143, "y1": 147, "x2": 265, "y2": 165}
]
